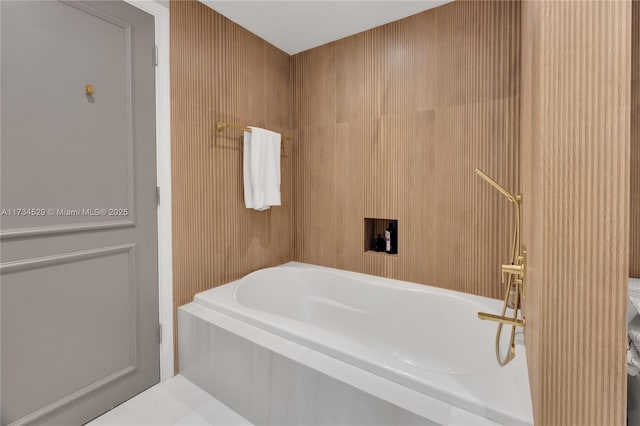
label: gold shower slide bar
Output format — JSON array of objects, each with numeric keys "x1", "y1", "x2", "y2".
[
  {"x1": 216, "y1": 121, "x2": 292, "y2": 142},
  {"x1": 477, "y1": 312, "x2": 525, "y2": 328}
]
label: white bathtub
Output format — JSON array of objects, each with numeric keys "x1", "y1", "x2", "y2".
[{"x1": 194, "y1": 262, "x2": 533, "y2": 425}]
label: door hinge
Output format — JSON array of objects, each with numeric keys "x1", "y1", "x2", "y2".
[
  {"x1": 156, "y1": 186, "x2": 160, "y2": 206},
  {"x1": 158, "y1": 323, "x2": 163, "y2": 345},
  {"x1": 153, "y1": 45, "x2": 159, "y2": 67}
]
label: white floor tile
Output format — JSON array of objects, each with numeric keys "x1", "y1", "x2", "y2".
[{"x1": 87, "y1": 375, "x2": 252, "y2": 426}]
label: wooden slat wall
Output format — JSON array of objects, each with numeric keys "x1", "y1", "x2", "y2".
[
  {"x1": 632, "y1": 0, "x2": 639, "y2": 278},
  {"x1": 292, "y1": 1, "x2": 521, "y2": 299},
  {"x1": 170, "y1": 0, "x2": 293, "y2": 370},
  {"x1": 171, "y1": 1, "x2": 633, "y2": 423},
  {"x1": 520, "y1": 1, "x2": 631, "y2": 425}
]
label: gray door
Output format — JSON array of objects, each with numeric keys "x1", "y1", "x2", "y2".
[{"x1": 1, "y1": 1, "x2": 159, "y2": 424}]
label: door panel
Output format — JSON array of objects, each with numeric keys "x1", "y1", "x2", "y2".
[
  {"x1": 2, "y1": 246, "x2": 137, "y2": 422},
  {"x1": 1, "y1": 0, "x2": 135, "y2": 237},
  {"x1": 1, "y1": 1, "x2": 159, "y2": 424}
]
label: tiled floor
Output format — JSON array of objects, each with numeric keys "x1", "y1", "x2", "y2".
[{"x1": 87, "y1": 375, "x2": 252, "y2": 426}]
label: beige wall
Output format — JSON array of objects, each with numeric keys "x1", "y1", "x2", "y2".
[
  {"x1": 291, "y1": 1, "x2": 521, "y2": 300},
  {"x1": 170, "y1": 0, "x2": 293, "y2": 370},
  {"x1": 632, "y1": 1, "x2": 639, "y2": 279},
  {"x1": 521, "y1": 1, "x2": 631, "y2": 424}
]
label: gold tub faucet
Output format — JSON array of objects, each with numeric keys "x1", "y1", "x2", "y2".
[
  {"x1": 474, "y1": 168, "x2": 526, "y2": 366},
  {"x1": 502, "y1": 262, "x2": 524, "y2": 282}
]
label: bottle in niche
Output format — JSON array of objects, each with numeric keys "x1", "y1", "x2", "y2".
[
  {"x1": 385, "y1": 222, "x2": 397, "y2": 254},
  {"x1": 374, "y1": 234, "x2": 385, "y2": 252}
]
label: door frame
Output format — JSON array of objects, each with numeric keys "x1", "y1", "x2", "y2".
[{"x1": 123, "y1": 0, "x2": 173, "y2": 382}]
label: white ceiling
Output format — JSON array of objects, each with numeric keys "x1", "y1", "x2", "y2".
[{"x1": 199, "y1": 1, "x2": 454, "y2": 55}]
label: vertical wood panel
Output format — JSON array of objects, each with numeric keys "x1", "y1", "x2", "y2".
[
  {"x1": 293, "y1": 1, "x2": 520, "y2": 299},
  {"x1": 631, "y1": 1, "x2": 639, "y2": 278},
  {"x1": 170, "y1": 0, "x2": 293, "y2": 371},
  {"x1": 521, "y1": 1, "x2": 631, "y2": 424},
  {"x1": 170, "y1": 1, "x2": 632, "y2": 423}
]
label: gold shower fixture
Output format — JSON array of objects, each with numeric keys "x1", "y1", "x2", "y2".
[{"x1": 474, "y1": 168, "x2": 526, "y2": 366}]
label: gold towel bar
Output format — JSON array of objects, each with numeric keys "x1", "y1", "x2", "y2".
[{"x1": 216, "y1": 121, "x2": 291, "y2": 142}]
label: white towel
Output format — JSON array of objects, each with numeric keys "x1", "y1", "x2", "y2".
[
  {"x1": 629, "y1": 278, "x2": 640, "y2": 375},
  {"x1": 629, "y1": 341, "x2": 640, "y2": 376},
  {"x1": 631, "y1": 316, "x2": 640, "y2": 354},
  {"x1": 243, "y1": 127, "x2": 281, "y2": 211}
]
